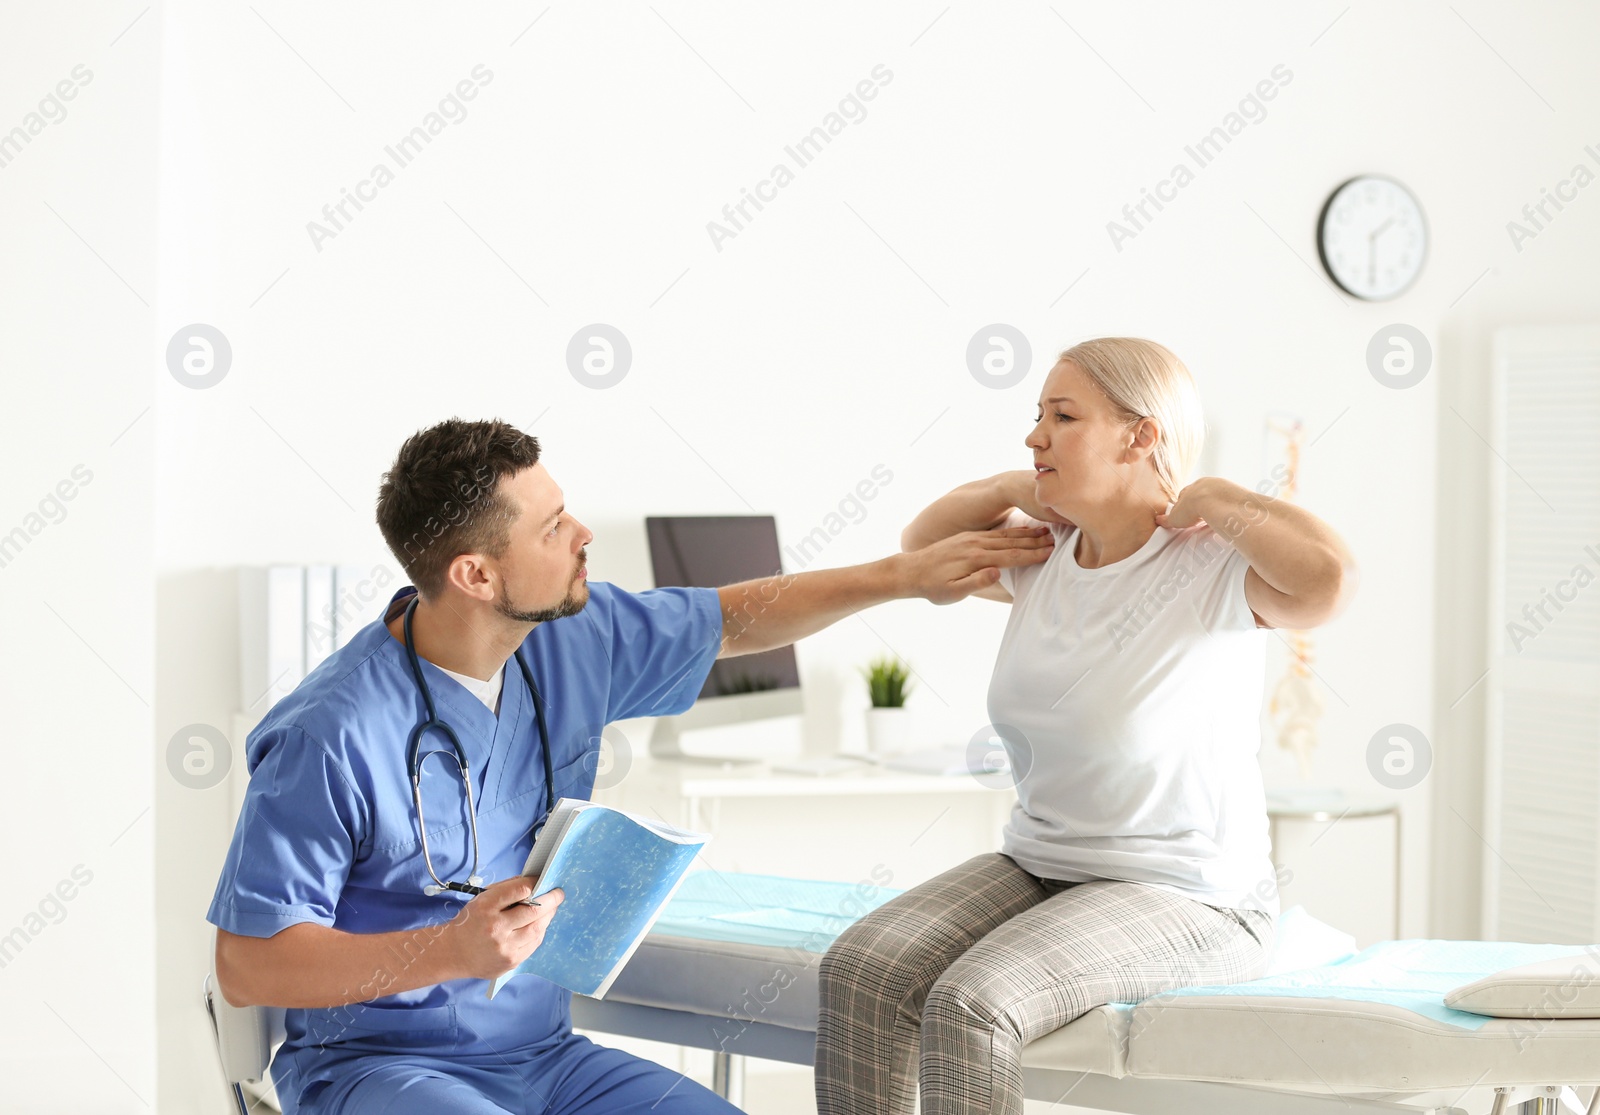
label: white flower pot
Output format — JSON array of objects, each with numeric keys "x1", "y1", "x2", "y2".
[{"x1": 865, "y1": 706, "x2": 919, "y2": 757}]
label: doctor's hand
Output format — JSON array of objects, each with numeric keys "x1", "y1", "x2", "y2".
[
  {"x1": 899, "y1": 526, "x2": 1055, "y2": 605},
  {"x1": 445, "y1": 876, "x2": 566, "y2": 981}
]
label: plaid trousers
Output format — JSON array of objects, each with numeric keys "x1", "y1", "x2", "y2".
[{"x1": 814, "y1": 853, "x2": 1276, "y2": 1115}]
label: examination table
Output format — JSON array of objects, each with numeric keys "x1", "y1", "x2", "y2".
[{"x1": 206, "y1": 871, "x2": 1600, "y2": 1115}]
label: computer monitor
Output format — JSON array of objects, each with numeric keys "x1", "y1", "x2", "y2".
[{"x1": 644, "y1": 515, "x2": 803, "y2": 759}]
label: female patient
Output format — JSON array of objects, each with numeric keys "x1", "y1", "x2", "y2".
[{"x1": 815, "y1": 337, "x2": 1357, "y2": 1115}]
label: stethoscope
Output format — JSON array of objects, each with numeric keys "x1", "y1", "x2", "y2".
[{"x1": 401, "y1": 593, "x2": 554, "y2": 899}]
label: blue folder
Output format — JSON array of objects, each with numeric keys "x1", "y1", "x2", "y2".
[{"x1": 488, "y1": 805, "x2": 707, "y2": 999}]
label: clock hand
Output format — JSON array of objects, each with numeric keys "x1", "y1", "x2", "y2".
[{"x1": 1367, "y1": 218, "x2": 1396, "y2": 287}]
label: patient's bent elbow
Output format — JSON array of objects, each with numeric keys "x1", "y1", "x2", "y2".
[
  {"x1": 1304, "y1": 556, "x2": 1358, "y2": 627},
  {"x1": 1334, "y1": 557, "x2": 1360, "y2": 616}
]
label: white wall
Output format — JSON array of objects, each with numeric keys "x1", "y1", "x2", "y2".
[
  {"x1": 3, "y1": 2, "x2": 1597, "y2": 1111},
  {"x1": 0, "y1": 2, "x2": 160, "y2": 1111}
]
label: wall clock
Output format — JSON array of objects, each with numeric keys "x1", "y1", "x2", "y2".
[{"x1": 1317, "y1": 175, "x2": 1427, "y2": 300}]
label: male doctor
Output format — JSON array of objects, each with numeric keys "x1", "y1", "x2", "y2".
[{"x1": 208, "y1": 418, "x2": 1055, "y2": 1115}]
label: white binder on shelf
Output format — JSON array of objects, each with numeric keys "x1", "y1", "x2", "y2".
[
  {"x1": 238, "y1": 566, "x2": 306, "y2": 715},
  {"x1": 304, "y1": 565, "x2": 336, "y2": 674},
  {"x1": 334, "y1": 564, "x2": 376, "y2": 648}
]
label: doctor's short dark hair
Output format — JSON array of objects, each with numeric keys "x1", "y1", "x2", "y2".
[{"x1": 376, "y1": 418, "x2": 541, "y2": 600}]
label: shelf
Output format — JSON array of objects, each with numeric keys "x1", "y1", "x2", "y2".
[{"x1": 636, "y1": 755, "x2": 1010, "y2": 800}]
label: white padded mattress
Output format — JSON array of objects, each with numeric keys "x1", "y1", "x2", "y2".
[
  {"x1": 601, "y1": 934, "x2": 1600, "y2": 1092},
  {"x1": 1125, "y1": 992, "x2": 1600, "y2": 1093},
  {"x1": 605, "y1": 932, "x2": 1131, "y2": 1077}
]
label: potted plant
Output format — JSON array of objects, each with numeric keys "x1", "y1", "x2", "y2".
[{"x1": 860, "y1": 655, "x2": 918, "y2": 757}]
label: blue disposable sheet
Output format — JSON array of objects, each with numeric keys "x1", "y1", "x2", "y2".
[
  {"x1": 654, "y1": 875, "x2": 1599, "y2": 1032},
  {"x1": 652, "y1": 870, "x2": 903, "y2": 953},
  {"x1": 1135, "y1": 939, "x2": 1598, "y2": 1030}
]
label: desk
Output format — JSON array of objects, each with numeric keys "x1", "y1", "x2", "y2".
[{"x1": 596, "y1": 752, "x2": 1016, "y2": 891}]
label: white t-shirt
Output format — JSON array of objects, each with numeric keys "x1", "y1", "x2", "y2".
[
  {"x1": 438, "y1": 662, "x2": 506, "y2": 716},
  {"x1": 988, "y1": 508, "x2": 1279, "y2": 916}
]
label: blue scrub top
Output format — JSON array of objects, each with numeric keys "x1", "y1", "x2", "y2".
[{"x1": 206, "y1": 580, "x2": 723, "y2": 1081}]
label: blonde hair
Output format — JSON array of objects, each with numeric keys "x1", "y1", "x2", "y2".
[{"x1": 1057, "y1": 337, "x2": 1205, "y2": 503}]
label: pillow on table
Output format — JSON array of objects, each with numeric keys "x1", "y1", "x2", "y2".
[{"x1": 1444, "y1": 951, "x2": 1600, "y2": 1019}]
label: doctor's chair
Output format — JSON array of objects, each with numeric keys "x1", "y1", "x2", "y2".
[{"x1": 202, "y1": 932, "x2": 286, "y2": 1114}]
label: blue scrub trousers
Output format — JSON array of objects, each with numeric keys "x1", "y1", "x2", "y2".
[{"x1": 289, "y1": 1031, "x2": 743, "y2": 1115}]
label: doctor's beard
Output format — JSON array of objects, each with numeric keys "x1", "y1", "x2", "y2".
[{"x1": 495, "y1": 554, "x2": 589, "y2": 625}]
